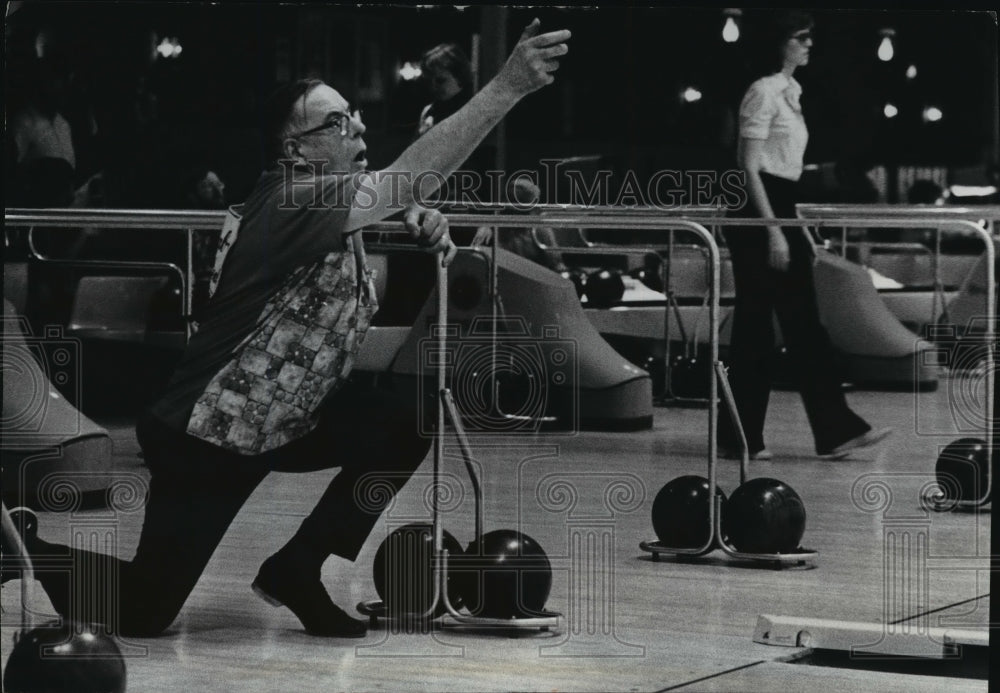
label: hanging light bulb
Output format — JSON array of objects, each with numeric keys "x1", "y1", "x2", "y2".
[
  {"x1": 878, "y1": 29, "x2": 895, "y2": 62},
  {"x1": 722, "y1": 17, "x2": 739, "y2": 43},
  {"x1": 923, "y1": 106, "x2": 943, "y2": 123},
  {"x1": 399, "y1": 61, "x2": 422, "y2": 81},
  {"x1": 682, "y1": 87, "x2": 703, "y2": 103},
  {"x1": 906, "y1": 64, "x2": 918, "y2": 80},
  {"x1": 722, "y1": 9, "x2": 741, "y2": 43},
  {"x1": 883, "y1": 103, "x2": 898, "y2": 119},
  {"x1": 878, "y1": 37, "x2": 893, "y2": 61}
]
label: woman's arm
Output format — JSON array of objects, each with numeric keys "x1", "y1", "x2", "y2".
[{"x1": 738, "y1": 137, "x2": 790, "y2": 272}]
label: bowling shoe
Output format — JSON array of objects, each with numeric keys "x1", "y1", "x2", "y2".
[
  {"x1": 252, "y1": 555, "x2": 368, "y2": 638},
  {"x1": 819, "y1": 427, "x2": 894, "y2": 460}
]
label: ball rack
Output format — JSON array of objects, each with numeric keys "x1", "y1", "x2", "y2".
[
  {"x1": 356, "y1": 255, "x2": 561, "y2": 632},
  {"x1": 635, "y1": 217, "x2": 818, "y2": 567},
  {"x1": 925, "y1": 228, "x2": 995, "y2": 511},
  {"x1": 639, "y1": 362, "x2": 818, "y2": 568}
]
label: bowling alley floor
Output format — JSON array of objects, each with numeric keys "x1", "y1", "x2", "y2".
[{"x1": 1, "y1": 379, "x2": 990, "y2": 692}]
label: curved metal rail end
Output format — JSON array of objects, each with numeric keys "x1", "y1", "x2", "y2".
[{"x1": 639, "y1": 538, "x2": 818, "y2": 568}]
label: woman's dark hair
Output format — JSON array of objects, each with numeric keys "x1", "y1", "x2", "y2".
[
  {"x1": 420, "y1": 43, "x2": 474, "y2": 93},
  {"x1": 263, "y1": 78, "x2": 325, "y2": 166},
  {"x1": 758, "y1": 10, "x2": 815, "y2": 76}
]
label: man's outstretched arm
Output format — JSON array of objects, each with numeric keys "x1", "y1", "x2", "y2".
[{"x1": 345, "y1": 19, "x2": 570, "y2": 232}]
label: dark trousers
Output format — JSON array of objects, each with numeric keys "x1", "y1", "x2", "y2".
[
  {"x1": 32, "y1": 376, "x2": 433, "y2": 636},
  {"x1": 719, "y1": 173, "x2": 869, "y2": 454}
]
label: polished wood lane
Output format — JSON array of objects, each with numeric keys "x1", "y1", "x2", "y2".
[{"x1": 1, "y1": 385, "x2": 989, "y2": 691}]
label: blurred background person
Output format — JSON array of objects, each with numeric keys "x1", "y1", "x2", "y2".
[
  {"x1": 416, "y1": 42, "x2": 474, "y2": 137},
  {"x1": 7, "y1": 57, "x2": 77, "y2": 209},
  {"x1": 471, "y1": 175, "x2": 568, "y2": 272},
  {"x1": 415, "y1": 41, "x2": 495, "y2": 204}
]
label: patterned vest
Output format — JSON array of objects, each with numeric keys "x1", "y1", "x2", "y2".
[{"x1": 186, "y1": 206, "x2": 378, "y2": 454}]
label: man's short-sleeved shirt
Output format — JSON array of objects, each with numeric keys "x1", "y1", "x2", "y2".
[
  {"x1": 739, "y1": 73, "x2": 808, "y2": 182},
  {"x1": 149, "y1": 168, "x2": 371, "y2": 450}
]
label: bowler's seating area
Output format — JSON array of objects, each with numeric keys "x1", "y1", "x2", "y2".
[
  {"x1": 840, "y1": 242, "x2": 935, "y2": 288},
  {"x1": 826, "y1": 240, "x2": 981, "y2": 291},
  {"x1": 796, "y1": 203, "x2": 1000, "y2": 291},
  {"x1": 529, "y1": 208, "x2": 732, "y2": 302},
  {"x1": 10, "y1": 221, "x2": 190, "y2": 352},
  {"x1": 67, "y1": 274, "x2": 186, "y2": 350},
  {"x1": 3, "y1": 220, "x2": 194, "y2": 415}
]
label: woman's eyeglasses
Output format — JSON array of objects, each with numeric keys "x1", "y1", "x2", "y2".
[{"x1": 291, "y1": 108, "x2": 363, "y2": 138}]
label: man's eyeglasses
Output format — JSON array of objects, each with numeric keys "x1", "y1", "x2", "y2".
[
  {"x1": 291, "y1": 108, "x2": 363, "y2": 138},
  {"x1": 790, "y1": 31, "x2": 813, "y2": 43}
]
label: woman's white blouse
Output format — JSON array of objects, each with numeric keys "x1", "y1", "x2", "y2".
[{"x1": 739, "y1": 73, "x2": 808, "y2": 182}]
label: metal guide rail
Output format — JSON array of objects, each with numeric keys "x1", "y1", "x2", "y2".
[{"x1": 5, "y1": 208, "x2": 994, "y2": 512}]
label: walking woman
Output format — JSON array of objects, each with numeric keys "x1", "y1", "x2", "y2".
[{"x1": 720, "y1": 11, "x2": 891, "y2": 460}]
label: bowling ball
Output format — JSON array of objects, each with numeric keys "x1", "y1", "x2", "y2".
[
  {"x1": 559, "y1": 268, "x2": 587, "y2": 298},
  {"x1": 721, "y1": 477, "x2": 806, "y2": 554},
  {"x1": 373, "y1": 523, "x2": 464, "y2": 617},
  {"x1": 456, "y1": 529, "x2": 552, "y2": 619},
  {"x1": 935, "y1": 438, "x2": 990, "y2": 502},
  {"x1": 669, "y1": 354, "x2": 712, "y2": 400},
  {"x1": 629, "y1": 253, "x2": 664, "y2": 292},
  {"x1": 627, "y1": 267, "x2": 662, "y2": 292},
  {"x1": 3, "y1": 621, "x2": 127, "y2": 693},
  {"x1": 651, "y1": 475, "x2": 727, "y2": 549},
  {"x1": 583, "y1": 269, "x2": 625, "y2": 308}
]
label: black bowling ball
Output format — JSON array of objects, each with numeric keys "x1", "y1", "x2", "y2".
[
  {"x1": 629, "y1": 253, "x2": 664, "y2": 292},
  {"x1": 628, "y1": 267, "x2": 663, "y2": 293},
  {"x1": 584, "y1": 269, "x2": 625, "y2": 308},
  {"x1": 721, "y1": 477, "x2": 806, "y2": 554},
  {"x1": 651, "y1": 475, "x2": 727, "y2": 550},
  {"x1": 559, "y1": 268, "x2": 587, "y2": 298},
  {"x1": 935, "y1": 438, "x2": 990, "y2": 502},
  {"x1": 669, "y1": 354, "x2": 712, "y2": 399},
  {"x1": 3, "y1": 621, "x2": 127, "y2": 693},
  {"x1": 373, "y1": 523, "x2": 464, "y2": 617},
  {"x1": 456, "y1": 529, "x2": 552, "y2": 619}
]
